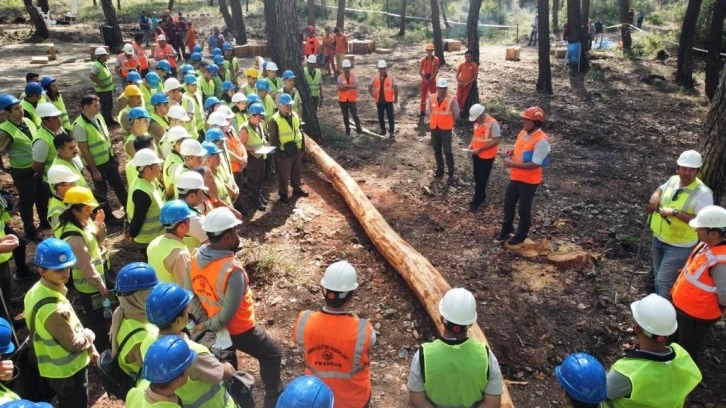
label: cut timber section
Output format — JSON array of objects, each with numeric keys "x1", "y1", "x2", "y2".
[{"x1": 304, "y1": 137, "x2": 515, "y2": 408}]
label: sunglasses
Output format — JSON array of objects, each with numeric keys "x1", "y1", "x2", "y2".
[{"x1": 672, "y1": 188, "x2": 683, "y2": 201}]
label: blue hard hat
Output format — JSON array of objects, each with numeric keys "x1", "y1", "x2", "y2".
[
  {"x1": 145, "y1": 72, "x2": 161, "y2": 87},
  {"x1": 184, "y1": 74, "x2": 198, "y2": 85},
  {"x1": 0, "y1": 94, "x2": 20, "y2": 111},
  {"x1": 0, "y1": 401, "x2": 54, "y2": 408},
  {"x1": 275, "y1": 376, "x2": 334, "y2": 408},
  {"x1": 555, "y1": 353, "x2": 607, "y2": 404},
  {"x1": 151, "y1": 92, "x2": 170, "y2": 106},
  {"x1": 206, "y1": 63, "x2": 219, "y2": 75},
  {"x1": 115, "y1": 262, "x2": 158, "y2": 294},
  {"x1": 0, "y1": 317, "x2": 15, "y2": 355},
  {"x1": 223, "y1": 42, "x2": 233, "y2": 51},
  {"x1": 143, "y1": 335, "x2": 196, "y2": 383},
  {"x1": 160, "y1": 200, "x2": 192, "y2": 227},
  {"x1": 128, "y1": 107, "x2": 151, "y2": 121},
  {"x1": 34, "y1": 238, "x2": 77, "y2": 270},
  {"x1": 246, "y1": 94, "x2": 260, "y2": 104},
  {"x1": 204, "y1": 128, "x2": 224, "y2": 142},
  {"x1": 126, "y1": 71, "x2": 143, "y2": 84},
  {"x1": 180, "y1": 64, "x2": 195, "y2": 75},
  {"x1": 40, "y1": 76, "x2": 56, "y2": 89},
  {"x1": 278, "y1": 93, "x2": 293, "y2": 106},
  {"x1": 255, "y1": 79, "x2": 270, "y2": 92},
  {"x1": 248, "y1": 103, "x2": 265, "y2": 116},
  {"x1": 282, "y1": 70, "x2": 295, "y2": 80},
  {"x1": 204, "y1": 96, "x2": 221, "y2": 111},
  {"x1": 213, "y1": 55, "x2": 225, "y2": 65},
  {"x1": 211, "y1": 47, "x2": 223, "y2": 57},
  {"x1": 190, "y1": 52, "x2": 203, "y2": 62},
  {"x1": 222, "y1": 80, "x2": 236, "y2": 92},
  {"x1": 24, "y1": 82, "x2": 43, "y2": 96},
  {"x1": 202, "y1": 141, "x2": 221, "y2": 156},
  {"x1": 193, "y1": 44, "x2": 203, "y2": 54},
  {"x1": 156, "y1": 60, "x2": 172, "y2": 74},
  {"x1": 146, "y1": 282, "x2": 193, "y2": 326}
]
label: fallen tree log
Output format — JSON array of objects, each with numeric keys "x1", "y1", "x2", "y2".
[{"x1": 304, "y1": 137, "x2": 514, "y2": 407}]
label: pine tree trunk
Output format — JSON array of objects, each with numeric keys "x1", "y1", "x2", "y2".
[
  {"x1": 398, "y1": 0, "x2": 408, "y2": 36},
  {"x1": 430, "y1": 0, "x2": 446, "y2": 64},
  {"x1": 307, "y1": 0, "x2": 316, "y2": 27},
  {"x1": 697, "y1": 66, "x2": 726, "y2": 204},
  {"x1": 336, "y1": 0, "x2": 346, "y2": 29},
  {"x1": 581, "y1": 0, "x2": 590, "y2": 29},
  {"x1": 537, "y1": 0, "x2": 553, "y2": 93},
  {"x1": 467, "y1": 0, "x2": 483, "y2": 63},
  {"x1": 441, "y1": 0, "x2": 451, "y2": 29},
  {"x1": 705, "y1": 0, "x2": 725, "y2": 99},
  {"x1": 566, "y1": 0, "x2": 589, "y2": 68},
  {"x1": 37, "y1": 0, "x2": 49, "y2": 13},
  {"x1": 675, "y1": 0, "x2": 703, "y2": 88},
  {"x1": 218, "y1": 0, "x2": 235, "y2": 39},
  {"x1": 553, "y1": 0, "x2": 560, "y2": 33},
  {"x1": 264, "y1": 0, "x2": 322, "y2": 140},
  {"x1": 167, "y1": 0, "x2": 174, "y2": 11},
  {"x1": 230, "y1": 0, "x2": 247, "y2": 44},
  {"x1": 246, "y1": 0, "x2": 249, "y2": 12},
  {"x1": 100, "y1": 0, "x2": 123, "y2": 51},
  {"x1": 620, "y1": 0, "x2": 632, "y2": 52},
  {"x1": 23, "y1": 0, "x2": 49, "y2": 39}
]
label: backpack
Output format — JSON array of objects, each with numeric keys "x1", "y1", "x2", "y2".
[{"x1": 96, "y1": 327, "x2": 145, "y2": 400}]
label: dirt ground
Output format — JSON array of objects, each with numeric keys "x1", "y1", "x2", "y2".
[{"x1": 0, "y1": 13, "x2": 725, "y2": 408}]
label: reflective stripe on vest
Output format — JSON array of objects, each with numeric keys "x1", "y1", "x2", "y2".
[
  {"x1": 243, "y1": 123, "x2": 266, "y2": 159},
  {"x1": 272, "y1": 112, "x2": 302, "y2": 151},
  {"x1": 133, "y1": 42, "x2": 149, "y2": 70},
  {"x1": 429, "y1": 94, "x2": 454, "y2": 130},
  {"x1": 21, "y1": 99, "x2": 41, "y2": 128},
  {"x1": 422, "y1": 338, "x2": 489, "y2": 408},
  {"x1": 74, "y1": 115, "x2": 113, "y2": 165},
  {"x1": 151, "y1": 113, "x2": 169, "y2": 134},
  {"x1": 127, "y1": 178, "x2": 165, "y2": 244},
  {"x1": 265, "y1": 77, "x2": 283, "y2": 94},
  {"x1": 0, "y1": 119, "x2": 36, "y2": 169},
  {"x1": 180, "y1": 95, "x2": 198, "y2": 134},
  {"x1": 338, "y1": 73, "x2": 358, "y2": 102},
  {"x1": 471, "y1": 115, "x2": 498, "y2": 160},
  {"x1": 147, "y1": 234, "x2": 189, "y2": 283},
  {"x1": 510, "y1": 129, "x2": 549, "y2": 185},
  {"x1": 55, "y1": 222, "x2": 106, "y2": 294},
  {"x1": 650, "y1": 175, "x2": 709, "y2": 245},
  {"x1": 46, "y1": 196, "x2": 67, "y2": 232},
  {"x1": 93, "y1": 60, "x2": 115, "y2": 92},
  {"x1": 672, "y1": 242, "x2": 726, "y2": 320},
  {"x1": 118, "y1": 106, "x2": 132, "y2": 138},
  {"x1": 0, "y1": 383, "x2": 20, "y2": 403},
  {"x1": 226, "y1": 134, "x2": 244, "y2": 172},
  {"x1": 262, "y1": 95, "x2": 276, "y2": 122},
  {"x1": 304, "y1": 69, "x2": 322, "y2": 97},
  {"x1": 163, "y1": 151, "x2": 184, "y2": 188},
  {"x1": 141, "y1": 84, "x2": 155, "y2": 108},
  {"x1": 126, "y1": 386, "x2": 181, "y2": 407},
  {"x1": 372, "y1": 74, "x2": 395, "y2": 103},
  {"x1": 117, "y1": 318, "x2": 157, "y2": 377},
  {"x1": 49, "y1": 94, "x2": 72, "y2": 132},
  {"x1": 199, "y1": 78, "x2": 215, "y2": 100},
  {"x1": 119, "y1": 54, "x2": 139, "y2": 77},
  {"x1": 33, "y1": 126, "x2": 59, "y2": 181}
]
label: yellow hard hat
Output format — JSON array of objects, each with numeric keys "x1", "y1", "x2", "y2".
[
  {"x1": 246, "y1": 67, "x2": 259, "y2": 78},
  {"x1": 63, "y1": 186, "x2": 99, "y2": 207},
  {"x1": 124, "y1": 85, "x2": 143, "y2": 97}
]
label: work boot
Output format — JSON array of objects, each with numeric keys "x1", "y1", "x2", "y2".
[
  {"x1": 292, "y1": 189, "x2": 309, "y2": 197},
  {"x1": 495, "y1": 231, "x2": 513, "y2": 243},
  {"x1": 259, "y1": 194, "x2": 268, "y2": 205},
  {"x1": 469, "y1": 203, "x2": 479, "y2": 213},
  {"x1": 434, "y1": 170, "x2": 444, "y2": 179},
  {"x1": 256, "y1": 201, "x2": 267, "y2": 211},
  {"x1": 389, "y1": 130, "x2": 395, "y2": 139},
  {"x1": 379, "y1": 128, "x2": 386, "y2": 136},
  {"x1": 345, "y1": 129, "x2": 351, "y2": 136},
  {"x1": 448, "y1": 175, "x2": 456, "y2": 185},
  {"x1": 507, "y1": 235, "x2": 526, "y2": 246},
  {"x1": 279, "y1": 194, "x2": 289, "y2": 204}
]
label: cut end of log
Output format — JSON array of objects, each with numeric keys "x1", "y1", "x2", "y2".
[{"x1": 547, "y1": 242, "x2": 592, "y2": 270}]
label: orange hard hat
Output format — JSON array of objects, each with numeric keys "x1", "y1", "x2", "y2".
[
  {"x1": 425, "y1": 43, "x2": 435, "y2": 50},
  {"x1": 521, "y1": 106, "x2": 546, "y2": 122}
]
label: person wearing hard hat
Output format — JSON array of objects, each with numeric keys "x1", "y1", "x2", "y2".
[
  {"x1": 270, "y1": 93, "x2": 308, "y2": 204},
  {"x1": 304, "y1": 55, "x2": 323, "y2": 115},
  {"x1": 222, "y1": 43, "x2": 239, "y2": 77},
  {"x1": 155, "y1": 60, "x2": 172, "y2": 83},
  {"x1": 203, "y1": 97, "x2": 222, "y2": 124},
  {"x1": 24, "y1": 238, "x2": 99, "y2": 407},
  {"x1": 46, "y1": 165, "x2": 80, "y2": 231},
  {"x1": 280, "y1": 71, "x2": 302, "y2": 117},
  {"x1": 175, "y1": 172, "x2": 210, "y2": 250},
  {"x1": 133, "y1": 32, "x2": 151, "y2": 76},
  {"x1": 199, "y1": 64, "x2": 218, "y2": 102},
  {"x1": 171, "y1": 139, "x2": 207, "y2": 200},
  {"x1": 213, "y1": 57, "x2": 229, "y2": 99},
  {"x1": 554, "y1": 353, "x2": 607, "y2": 407},
  {"x1": 41, "y1": 76, "x2": 72, "y2": 134},
  {"x1": 118, "y1": 85, "x2": 145, "y2": 141},
  {"x1": 19, "y1": 72, "x2": 42, "y2": 102},
  {"x1": 126, "y1": 136, "x2": 155, "y2": 188},
  {"x1": 190, "y1": 52, "x2": 204, "y2": 76},
  {"x1": 127, "y1": 149, "x2": 165, "y2": 260},
  {"x1": 116, "y1": 44, "x2": 140, "y2": 88},
  {"x1": 337, "y1": 59, "x2": 362, "y2": 136},
  {"x1": 21, "y1": 82, "x2": 43, "y2": 128},
  {"x1": 321, "y1": 28, "x2": 336, "y2": 76},
  {"x1": 0, "y1": 317, "x2": 22, "y2": 402},
  {"x1": 419, "y1": 44, "x2": 440, "y2": 117},
  {"x1": 264, "y1": 62, "x2": 283, "y2": 100},
  {"x1": 210, "y1": 110, "x2": 247, "y2": 209},
  {"x1": 647, "y1": 150, "x2": 713, "y2": 301},
  {"x1": 255, "y1": 80, "x2": 277, "y2": 122},
  {"x1": 242, "y1": 68, "x2": 259, "y2": 96},
  {"x1": 671, "y1": 205, "x2": 726, "y2": 360},
  {"x1": 183, "y1": 74, "x2": 204, "y2": 137},
  {"x1": 202, "y1": 140, "x2": 235, "y2": 209},
  {"x1": 33, "y1": 103, "x2": 64, "y2": 190},
  {"x1": 239, "y1": 103, "x2": 268, "y2": 211},
  {"x1": 276, "y1": 376, "x2": 334, "y2": 408},
  {"x1": 124, "y1": 107, "x2": 153, "y2": 158},
  {"x1": 189, "y1": 207, "x2": 283, "y2": 406},
  {"x1": 368, "y1": 60, "x2": 398, "y2": 139},
  {"x1": 230, "y1": 93, "x2": 248, "y2": 131},
  {"x1": 496, "y1": 106, "x2": 551, "y2": 246},
  {"x1": 221, "y1": 80, "x2": 237, "y2": 104},
  {"x1": 141, "y1": 72, "x2": 162, "y2": 108},
  {"x1": 204, "y1": 128, "x2": 241, "y2": 213},
  {"x1": 117, "y1": 72, "x2": 143, "y2": 111},
  {"x1": 334, "y1": 27, "x2": 348, "y2": 74},
  {"x1": 108, "y1": 262, "x2": 159, "y2": 379},
  {"x1": 89, "y1": 47, "x2": 118, "y2": 127},
  {"x1": 455, "y1": 50, "x2": 478, "y2": 119},
  {"x1": 407, "y1": 288, "x2": 504, "y2": 408},
  {"x1": 74, "y1": 94, "x2": 127, "y2": 226},
  {"x1": 165, "y1": 105, "x2": 192, "y2": 152},
  {"x1": 160, "y1": 126, "x2": 190, "y2": 198},
  {"x1": 292, "y1": 261, "x2": 375, "y2": 407},
  {"x1": 605, "y1": 294, "x2": 701, "y2": 406},
  {"x1": 154, "y1": 35, "x2": 178, "y2": 77},
  {"x1": 304, "y1": 25, "x2": 320, "y2": 56},
  {"x1": 467, "y1": 104, "x2": 500, "y2": 213},
  {"x1": 149, "y1": 93, "x2": 171, "y2": 149},
  {"x1": 51, "y1": 133, "x2": 86, "y2": 188},
  {"x1": 427, "y1": 78, "x2": 460, "y2": 184},
  {"x1": 147, "y1": 201, "x2": 192, "y2": 284}
]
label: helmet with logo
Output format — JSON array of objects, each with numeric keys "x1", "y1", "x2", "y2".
[
  {"x1": 35, "y1": 238, "x2": 77, "y2": 269},
  {"x1": 520, "y1": 106, "x2": 546, "y2": 122},
  {"x1": 689, "y1": 205, "x2": 726, "y2": 229}
]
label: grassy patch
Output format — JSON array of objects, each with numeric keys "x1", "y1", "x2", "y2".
[
  {"x1": 237, "y1": 238, "x2": 294, "y2": 280},
  {"x1": 486, "y1": 99, "x2": 520, "y2": 125}
]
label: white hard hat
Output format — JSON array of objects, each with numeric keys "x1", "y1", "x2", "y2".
[
  {"x1": 376, "y1": 60, "x2": 387, "y2": 68},
  {"x1": 207, "y1": 111, "x2": 230, "y2": 127},
  {"x1": 320, "y1": 261, "x2": 359, "y2": 292},
  {"x1": 266, "y1": 62, "x2": 278, "y2": 71},
  {"x1": 439, "y1": 288, "x2": 477, "y2": 326},
  {"x1": 341, "y1": 59, "x2": 352, "y2": 68},
  {"x1": 47, "y1": 165, "x2": 80, "y2": 185},
  {"x1": 203, "y1": 207, "x2": 242, "y2": 234},
  {"x1": 231, "y1": 93, "x2": 248, "y2": 103},
  {"x1": 163, "y1": 78, "x2": 182, "y2": 94},
  {"x1": 176, "y1": 171, "x2": 209, "y2": 191},
  {"x1": 436, "y1": 78, "x2": 448, "y2": 88},
  {"x1": 689, "y1": 205, "x2": 726, "y2": 229},
  {"x1": 630, "y1": 294, "x2": 677, "y2": 337},
  {"x1": 216, "y1": 104, "x2": 235, "y2": 119},
  {"x1": 468, "y1": 104, "x2": 485, "y2": 121},
  {"x1": 166, "y1": 105, "x2": 190, "y2": 122},
  {"x1": 123, "y1": 43, "x2": 135, "y2": 54},
  {"x1": 161, "y1": 125, "x2": 191, "y2": 144},
  {"x1": 307, "y1": 55, "x2": 317, "y2": 64},
  {"x1": 36, "y1": 102, "x2": 62, "y2": 118},
  {"x1": 94, "y1": 47, "x2": 108, "y2": 56},
  {"x1": 676, "y1": 150, "x2": 703, "y2": 168},
  {"x1": 157, "y1": 34, "x2": 167, "y2": 42},
  {"x1": 180, "y1": 139, "x2": 207, "y2": 157},
  {"x1": 132, "y1": 148, "x2": 164, "y2": 167}
]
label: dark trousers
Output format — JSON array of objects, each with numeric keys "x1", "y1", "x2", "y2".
[
  {"x1": 276, "y1": 153, "x2": 302, "y2": 197},
  {"x1": 45, "y1": 367, "x2": 89, "y2": 408},
  {"x1": 471, "y1": 156, "x2": 494, "y2": 207},
  {"x1": 247, "y1": 155, "x2": 265, "y2": 202},
  {"x1": 501, "y1": 180, "x2": 539, "y2": 240},
  {"x1": 97, "y1": 90, "x2": 114, "y2": 125},
  {"x1": 376, "y1": 102, "x2": 394, "y2": 134},
  {"x1": 431, "y1": 129, "x2": 454, "y2": 176},
  {"x1": 311, "y1": 96, "x2": 319, "y2": 117},
  {"x1": 0, "y1": 225, "x2": 30, "y2": 306},
  {"x1": 92, "y1": 158, "x2": 128, "y2": 213},
  {"x1": 339, "y1": 102, "x2": 361, "y2": 134},
  {"x1": 676, "y1": 312, "x2": 714, "y2": 362},
  {"x1": 10, "y1": 168, "x2": 49, "y2": 235},
  {"x1": 231, "y1": 325, "x2": 283, "y2": 408},
  {"x1": 78, "y1": 290, "x2": 110, "y2": 351}
]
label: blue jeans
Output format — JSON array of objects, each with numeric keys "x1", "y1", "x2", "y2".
[{"x1": 652, "y1": 237, "x2": 694, "y2": 301}]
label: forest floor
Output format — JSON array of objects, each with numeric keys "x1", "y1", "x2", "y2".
[{"x1": 0, "y1": 10, "x2": 724, "y2": 408}]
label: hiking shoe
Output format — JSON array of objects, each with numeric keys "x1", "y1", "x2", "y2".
[
  {"x1": 448, "y1": 175, "x2": 456, "y2": 185},
  {"x1": 469, "y1": 203, "x2": 479, "y2": 213},
  {"x1": 279, "y1": 195, "x2": 289, "y2": 204},
  {"x1": 495, "y1": 231, "x2": 513, "y2": 243},
  {"x1": 379, "y1": 128, "x2": 386, "y2": 136},
  {"x1": 507, "y1": 236, "x2": 526, "y2": 246},
  {"x1": 434, "y1": 170, "x2": 444, "y2": 179}
]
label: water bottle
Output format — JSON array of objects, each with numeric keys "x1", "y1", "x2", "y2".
[{"x1": 102, "y1": 298, "x2": 113, "y2": 319}]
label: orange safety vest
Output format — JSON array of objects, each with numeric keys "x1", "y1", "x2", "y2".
[
  {"x1": 322, "y1": 35, "x2": 335, "y2": 54},
  {"x1": 420, "y1": 56, "x2": 439, "y2": 76},
  {"x1": 304, "y1": 35, "x2": 320, "y2": 56},
  {"x1": 371, "y1": 74, "x2": 395, "y2": 103},
  {"x1": 429, "y1": 93, "x2": 454, "y2": 131},
  {"x1": 672, "y1": 242, "x2": 726, "y2": 321},
  {"x1": 119, "y1": 54, "x2": 140, "y2": 78},
  {"x1": 133, "y1": 42, "x2": 149, "y2": 70},
  {"x1": 293, "y1": 310, "x2": 372, "y2": 408},
  {"x1": 226, "y1": 134, "x2": 245, "y2": 173},
  {"x1": 470, "y1": 115, "x2": 499, "y2": 159},
  {"x1": 338, "y1": 72, "x2": 358, "y2": 102},
  {"x1": 154, "y1": 44, "x2": 177, "y2": 68},
  {"x1": 189, "y1": 255, "x2": 256, "y2": 335},
  {"x1": 510, "y1": 128, "x2": 549, "y2": 185}
]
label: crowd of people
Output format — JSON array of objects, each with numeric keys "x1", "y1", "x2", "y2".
[{"x1": 0, "y1": 13, "x2": 722, "y2": 408}]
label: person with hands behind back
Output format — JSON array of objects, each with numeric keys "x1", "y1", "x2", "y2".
[{"x1": 467, "y1": 104, "x2": 500, "y2": 213}]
